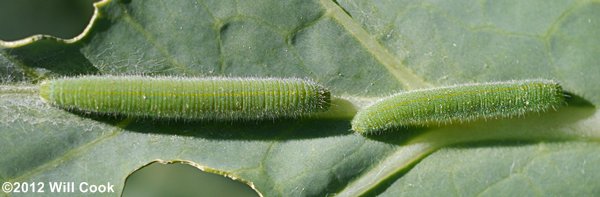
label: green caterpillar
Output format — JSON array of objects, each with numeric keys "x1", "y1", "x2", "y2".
[
  {"x1": 351, "y1": 80, "x2": 565, "y2": 134},
  {"x1": 39, "y1": 76, "x2": 331, "y2": 120}
]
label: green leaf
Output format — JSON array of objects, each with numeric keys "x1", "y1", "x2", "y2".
[{"x1": 1, "y1": 0, "x2": 599, "y2": 196}]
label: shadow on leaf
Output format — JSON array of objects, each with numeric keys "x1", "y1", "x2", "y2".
[
  {"x1": 564, "y1": 91, "x2": 595, "y2": 108},
  {"x1": 360, "y1": 126, "x2": 429, "y2": 145},
  {"x1": 84, "y1": 113, "x2": 353, "y2": 140}
]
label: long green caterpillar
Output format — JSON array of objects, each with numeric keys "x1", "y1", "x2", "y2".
[
  {"x1": 351, "y1": 80, "x2": 565, "y2": 134},
  {"x1": 39, "y1": 76, "x2": 331, "y2": 120}
]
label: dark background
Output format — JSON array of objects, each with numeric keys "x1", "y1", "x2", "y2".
[{"x1": 0, "y1": 0, "x2": 95, "y2": 41}]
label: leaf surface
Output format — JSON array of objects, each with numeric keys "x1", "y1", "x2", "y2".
[{"x1": 1, "y1": 0, "x2": 599, "y2": 196}]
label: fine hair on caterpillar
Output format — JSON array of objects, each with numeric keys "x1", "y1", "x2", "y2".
[
  {"x1": 39, "y1": 75, "x2": 331, "y2": 121},
  {"x1": 351, "y1": 79, "x2": 566, "y2": 134}
]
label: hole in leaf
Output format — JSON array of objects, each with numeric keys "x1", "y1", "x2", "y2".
[
  {"x1": 0, "y1": 0, "x2": 96, "y2": 41},
  {"x1": 122, "y1": 160, "x2": 261, "y2": 197}
]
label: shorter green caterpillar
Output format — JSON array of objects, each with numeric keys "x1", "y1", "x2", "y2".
[
  {"x1": 39, "y1": 76, "x2": 331, "y2": 120},
  {"x1": 351, "y1": 80, "x2": 565, "y2": 134}
]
